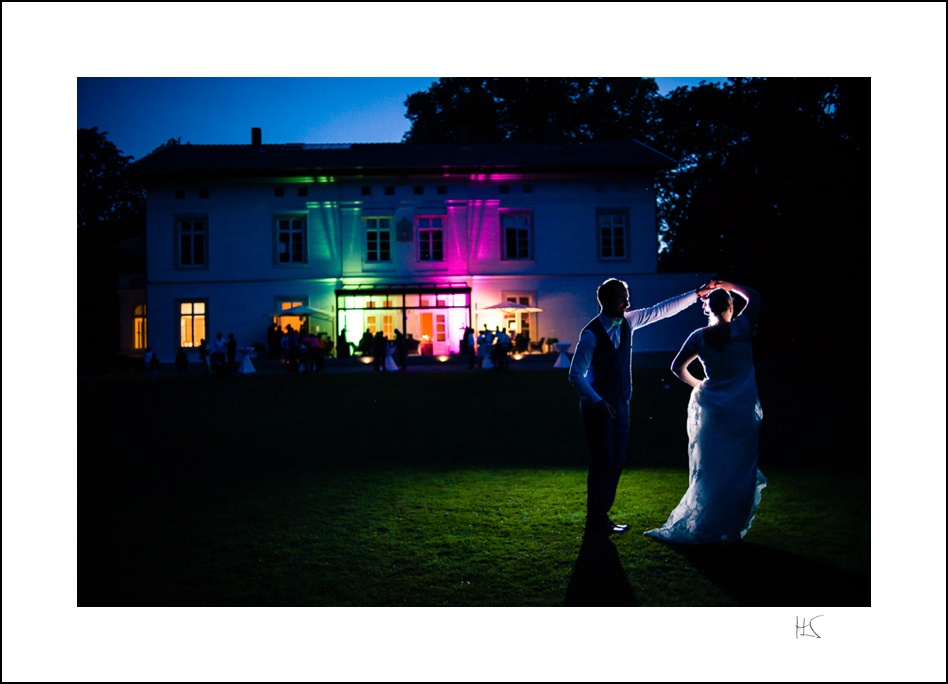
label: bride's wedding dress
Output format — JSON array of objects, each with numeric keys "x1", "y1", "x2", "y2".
[
  {"x1": 645, "y1": 312, "x2": 766, "y2": 544},
  {"x1": 384, "y1": 342, "x2": 400, "y2": 371}
]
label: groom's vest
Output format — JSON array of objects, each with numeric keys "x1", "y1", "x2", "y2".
[{"x1": 580, "y1": 316, "x2": 632, "y2": 405}]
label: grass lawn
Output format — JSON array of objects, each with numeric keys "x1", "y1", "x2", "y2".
[{"x1": 78, "y1": 363, "x2": 869, "y2": 607}]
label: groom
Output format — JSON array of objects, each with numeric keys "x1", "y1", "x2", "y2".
[{"x1": 568, "y1": 278, "x2": 712, "y2": 535}]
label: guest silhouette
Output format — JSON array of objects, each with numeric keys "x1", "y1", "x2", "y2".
[
  {"x1": 175, "y1": 347, "x2": 189, "y2": 377},
  {"x1": 373, "y1": 331, "x2": 387, "y2": 372},
  {"x1": 394, "y1": 329, "x2": 408, "y2": 371}
]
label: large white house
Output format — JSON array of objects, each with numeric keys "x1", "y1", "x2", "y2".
[{"x1": 126, "y1": 129, "x2": 710, "y2": 362}]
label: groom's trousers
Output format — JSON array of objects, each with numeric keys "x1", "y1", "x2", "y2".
[{"x1": 581, "y1": 399, "x2": 631, "y2": 528}]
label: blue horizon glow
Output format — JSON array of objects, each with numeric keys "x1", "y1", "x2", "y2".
[{"x1": 77, "y1": 77, "x2": 718, "y2": 162}]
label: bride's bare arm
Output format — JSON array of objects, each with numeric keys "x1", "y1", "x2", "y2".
[{"x1": 672, "y1": 347, "x2": 702, "y2": 389}]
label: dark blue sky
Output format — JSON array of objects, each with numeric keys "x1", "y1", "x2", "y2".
[{"x1": 77, "y1": 77, "x2": 717, "y2": 161}]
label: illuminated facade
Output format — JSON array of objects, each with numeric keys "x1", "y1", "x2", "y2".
[{"x1": 128, "y1": 132, "x2": 710, "y2": 361}]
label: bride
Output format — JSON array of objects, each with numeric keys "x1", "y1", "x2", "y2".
[{"x1": 644, "y1": 280, "x2": 766, "y2": 544}]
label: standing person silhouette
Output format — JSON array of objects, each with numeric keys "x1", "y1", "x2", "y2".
[
  {"x1": 393, "y1": 329, "x2": 408, "y2": 371},
  {"x1": 211, "y1": 332, "x2": 227, "y2": 376},
  {"x1": 645, "y1": 280, "x2": 767, "y2": 544},
  {"x1": 464, "y1": 327, "x2": 477, "y2": 370},
  {"x1": 198, "y1": 338, "x2": 209, "y2": 375},
  {"x1": 568, "y1": 277, "x2": 713, "y2": 536},
  {"x1": 175, "y1": 347, "x2": 189, "y2": 377},
  {"x1": 225, "y1": 333, "x2": 237, "y2": 377},
  {"x1": 359, "y1": 329, "x2": 374, "y2": 357},
  {"x1": 372, "y1": 330, "x2": 387, "y2": 372}
]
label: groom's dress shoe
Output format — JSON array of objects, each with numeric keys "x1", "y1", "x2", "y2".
[{"x1": 586, "y1": 521, "x2": 629, "y2": 535}]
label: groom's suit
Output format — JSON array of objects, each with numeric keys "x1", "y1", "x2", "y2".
[
  {"x1": 569, "y1": 291, "x2": 698, "y2": 534},
  {"x1": 578, "y1": 315, "x2": 631, "y2": 532}
]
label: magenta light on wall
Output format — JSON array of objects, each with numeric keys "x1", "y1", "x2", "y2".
[{"x1": 465, "y1": 173, "x2": 525, "y2": 182}]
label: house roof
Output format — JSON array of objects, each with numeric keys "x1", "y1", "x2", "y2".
[{"x1": 130, "y1": 139, "x2": 677, "y2": 180}]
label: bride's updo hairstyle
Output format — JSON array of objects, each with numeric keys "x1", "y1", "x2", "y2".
[{"x1": 704, "y1": 288, "x2": 733, "y2": 320}]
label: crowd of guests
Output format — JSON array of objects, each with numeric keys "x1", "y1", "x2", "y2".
[
  {"x1": 267, "y1": 323, "x2": 336, "y2": 373},
  {"x1": 460, "y1": 325, "x2": 518, "y2": 370},
  {"x1": 144, "y1": 322, "x2": 541, "y2": 377}
]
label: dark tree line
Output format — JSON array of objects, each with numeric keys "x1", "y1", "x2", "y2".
[
  {"x1": 403, "y1": 77, "x2": 660, "y2": 144},
  {"x1": 404, "y1": 77, "x2": 869, "y2": 368},
  {"x1": 78, "y1": 127, "x2": 145, "y2": 373}
]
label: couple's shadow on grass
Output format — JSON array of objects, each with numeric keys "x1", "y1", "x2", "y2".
[
  {"x1": 565, "y1": 534, "x2": 869, "y2": 607},
  {"x1": 672, "y1": 542, "x2": 870, "y2": 607},
  {"x1": 565, "y1": 532, "x2": 639, "y2": 606}
]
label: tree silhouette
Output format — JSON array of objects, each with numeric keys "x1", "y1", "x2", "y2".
[
  {"x1": 402, "y1": 77, "x2": 660, "y2": 143},
  {"x1": 78, "y1": 126, "x2": 144, "y2": 237},
  {"x1": 78, "y1": 127, "x2": 145, "y2": 372},
  {"x1": 402, "y1": 77, "x2": 870, "y2": 368},
  {"x1": 652, "y1": 78, "x2": 869, "y2": 365}
]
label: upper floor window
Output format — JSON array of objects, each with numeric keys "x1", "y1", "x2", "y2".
[
  {"x1": 417, "y1": 216, "x2": 444, "y2": 262},
  {"x1": 275, "y1": 215, "x2": 307, "y2": 264},
  {"x1": 501, "y1": 211, "x2": 532, "y2": 260},
  {"x1": 176, "y1": 217, "x2": 207, "y2": 268},
  {"x1": 597, "y1": 209, "x2": 629, "y2": 260},
  {"x1": 365, "y1": 217, "x2": 391, "y2": 262}
]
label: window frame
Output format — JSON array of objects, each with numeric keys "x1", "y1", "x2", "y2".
[
  {"x1": 500, "y1": 210, "x2": 533, "y2": 261},
  {"x1": 416, "y1": 215, "x2": 445, "y2": 262},
  {"x1": 274, "y1": 213, "x2": 308, "y2": 266},
  {"x1": 365, "y1": 216, "x2": 393, "y2": 262},
  {"x1": 133, "y1": 303, "x2": 147, "y2": 350},
  {"x1": 596, "y1": 208, "x2": 630, "y2": 261},
  {"x1": 177, "y1": 299, "x2": 207, "y2": 349},
  {"x1": 174, "y1": 215, "x2": 209, "y2": 269}
]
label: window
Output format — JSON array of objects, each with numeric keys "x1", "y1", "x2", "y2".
[
  {"x1": 199, "y1": 188, "x2": 209, "y2": 199},
  {"x1": 179, "y1": 301, "x2": 206, "y2": 348},
  {"x1": 274, "y1": 187, "x2": 284, "y2": 197},
  {"x1": 597, "y1": 209, "x2": 629, "y2": 260},
  {"x1": 175, "y1": 188, "x2": 186, "y2": 199},
  {"x1": 133, "y1": 304, "x2": 147, "y2": 350},
  {"x1": 365, "y1": 217, "x2": 391, "y2": 262},
  {"x1": 499, "y1": 184, "x2": 510, "y2": 194},
  {"x1": 436, "y1": 185, "x2": 447, "y2": 195},
  {"x1": 502, "y1": 294, "x2": 535, "y2": 341},
  {"x1": 384, "y1": 186, "x2": 395, "y2": 196},
  {"x1": 417, "y1": 216, "x2": 444, "y2": 261},
  {"x1": 501, "y1": 211, "x2": 532, "y2": 260},
  {"x1": 413, "y1": 185, "x2": 424, "y2": 195},
  {"x1": 361, "y1": 186, "x2": 372, "y2": 196},
  {"x1": 276, "y1": 215, "x2": 307, "y2": 264},
  {"x1": 176, "y1": 217, "x2": 207, "y2": 267},
  {"x1": 297, "y1": 186, "x2": 308, "y2": 197}
]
